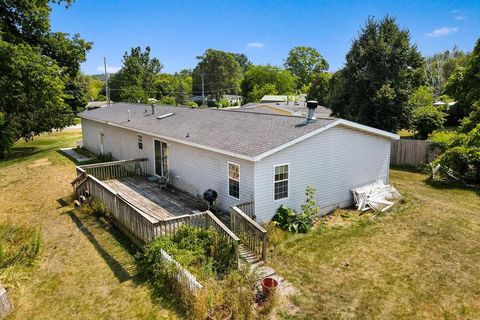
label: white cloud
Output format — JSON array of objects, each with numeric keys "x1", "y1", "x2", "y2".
[
  {"x1": 247, "y1": 42, "x2": 265, "y2": 48},
  {"x1": 426, "y1": 27, "x2": 459, "y2": 38},
  {"x1": 454, "y1": 15, "x2": 467, "y2": 20},
  {"x1": 96, "y1": 65, "x2": 121, "y2": 73}
]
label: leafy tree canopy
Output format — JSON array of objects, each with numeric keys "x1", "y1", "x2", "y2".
[
  {"x1": 192, "y1": 49, "x2": 242, "y2": 101},
  {"x1": 424, "y1": 46, "x2": 468, "y2": 98},
  {"x1": 329, "y1": 16, "x2": 424, "y2": 132},
  {"x1": 0, "y1": 0, "x2": 90, "y2": 158},
  {"x1": 444, "y1": 37, "x2": 480, "y2": 121},
  {"x1": 109, "y1": 46, "x2": 163, "y2": 103},
  {"x1": 241, "y1": 65, "x2": 296, "y2": 103},
  {"x1": 307, "y1": 72, "x2": 331, "y2": 106},
  {"x1": 231, "y1": 53, "x2": 252, "y2": 74},
  {"x1": 285, "y1": 46, "x2": 329, "y2": 90}
]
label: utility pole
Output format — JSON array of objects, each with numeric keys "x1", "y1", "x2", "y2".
[
  {"x1": 104, "y1": 57, "x2": 110, "y2": 105},
  {"x1": 201, "y1": 73, "x2": 205, "y2": 107}
]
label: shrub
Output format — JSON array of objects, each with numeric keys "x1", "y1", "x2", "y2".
[
  {"x1": 434, "y1": 146, "x2": 480, "y2": 183},
  {"x1": 429, "y1": 130, "x2": 467, "y2": 151},
  {"x1": 218, "y1": 99, "x2": 231, "y2": 108},
  {"x1": 412, "y1": 105, "x2": 446, "y2": 139},
  {"x1": 88, "y1": 199, "x2": 112, "y2": 226},
  {"x1": 272, "y1": 186, "x2": 319, "y2": 233},
  {"x1": 143, "y1": 225, "x2": 235, "y2": 280}
]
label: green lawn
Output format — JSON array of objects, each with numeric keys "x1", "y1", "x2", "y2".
[
  {"x1": 0, "y1": 130, "x2": 181, "y2": 319},
  {"x1": 269, "y1": 170, "x2": 480, "y2": 319},
  {"x1": 3, "y1": 130, "x2": 480, "y2": 319}
]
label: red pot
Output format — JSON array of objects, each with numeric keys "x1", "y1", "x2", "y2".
[{"x1": 261, "y1": 277, "x2": 278, "y2": 295}]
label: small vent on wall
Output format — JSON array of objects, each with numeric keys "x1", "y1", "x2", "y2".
[{"x1": 157, "y1": 113, "x2": 174, "y2": 120}]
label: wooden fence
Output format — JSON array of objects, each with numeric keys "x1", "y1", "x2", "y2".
[
  {"x1": 230, "y1": 206, "x2": 267, "y2": 261},
  {"x1": 390, "y1": 139, "x2": 440, "y2": 167},
  {"x1": 158, "y1": 248, "x2": 203, "y2": 293}
]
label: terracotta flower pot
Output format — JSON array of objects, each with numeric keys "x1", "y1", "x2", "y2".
[
  {"x1": 207, "y1": 304, "x2": 232, "y2": 320},
  {"x1": 261, "y1": 277, "x2": 278, "y2": 295}
]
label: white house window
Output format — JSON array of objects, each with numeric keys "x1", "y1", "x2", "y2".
[
  {"x1": 274, "y1": 164, "x2": 289, "y2": 200},
  {"x1": 137, "y1": 134, "x2": 143, "y2": 150},
  {"x1": 228, "y1": 162, "x2": 240, "y2": 199}
]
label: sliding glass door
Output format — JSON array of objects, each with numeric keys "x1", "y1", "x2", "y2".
[{"x1": 154, "y1": 140, "x2": 168, "y2": 177}]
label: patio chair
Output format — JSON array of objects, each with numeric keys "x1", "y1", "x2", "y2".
[{"x1": 158, "y1": 172, "x2": 169, "y2": 190}]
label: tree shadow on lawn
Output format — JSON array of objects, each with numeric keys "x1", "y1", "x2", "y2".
[{"x1": 65, "y1": 210, "x2": 144, "y2": 284}]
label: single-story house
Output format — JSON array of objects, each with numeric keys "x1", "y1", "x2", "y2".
[{"x1": 78, "y1": 102, "x2": 398, "y2": 223}]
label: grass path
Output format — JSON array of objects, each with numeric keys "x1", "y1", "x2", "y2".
[
  {"x1": 0, "y1": 131, "x2": 180, "y2": 319},
  {"x1": 269, "y1": 170, "x2": 480, "y2": 319}
]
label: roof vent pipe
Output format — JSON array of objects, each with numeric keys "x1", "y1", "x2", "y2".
[
  {"x1": 127, "y1": 109, "x2": 131, "y2": 121},
  {"x1": 306, "y1": 100, "x2": 318, "y2": 124}
]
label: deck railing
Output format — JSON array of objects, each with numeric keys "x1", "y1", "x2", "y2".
[
  {"x1": 237, "y1": 201, "x2": 255, "y2": 220},
  {"x1": 76, "y1": 174, "x2": 158, "y2": 246},
  {"x1": 153, "y1": 211, "x2": 240, "y2": 267},
  {"x1": 74, "y1": 158, "x2": 240, "y2": 265},
  {"x1": 230, "y1": 205, "x2": 267, "y2": 261},
  {"x1": 77, "y1": 158, "x2": 148, "y2": 181}
]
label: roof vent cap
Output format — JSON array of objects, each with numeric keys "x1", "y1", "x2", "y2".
[{"x1": 306, "y1": 100, "x2": 318, "y2": 124}]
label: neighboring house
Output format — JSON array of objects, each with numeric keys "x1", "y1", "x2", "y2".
[
  {"x1": 191, "y1": 95, "x2": 243, "y2": 105},
  {"x1": 86, "y1": 101, "x2": 109, "y2": 111},
  {"x1": 78, "y1": 102, "x2": 398, "y2": 223},
  {"x1": 260, "y1": 95, "x2": 289, "y2": 103},
  {"x1": 222, "y1": 95, "x2": 243, "y2": 105},
  {"x1": 238, "y1": 102, "x2": 332, "y2": 118}
]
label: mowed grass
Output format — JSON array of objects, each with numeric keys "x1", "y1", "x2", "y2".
[
  {"x1": 0, "y1": 130, "x2": 181, "y2": 319},
  {"x1": 270, "y1": 170, "x2": 480, "y2": 320}
]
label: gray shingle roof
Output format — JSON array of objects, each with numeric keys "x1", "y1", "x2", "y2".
[{"x1": 78, "y1": 103, "x2": 337, "y2": 158}]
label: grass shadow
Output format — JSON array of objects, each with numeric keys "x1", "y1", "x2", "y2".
[{"x1": 65, "y1": 210, "x2": 144, "y2": 284}]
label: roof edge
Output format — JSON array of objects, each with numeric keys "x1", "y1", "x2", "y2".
[
  {"x1": 253, "y1": 119, "x2": 399, "y2": 161},
  {"x1": 78, "y1": 114, "x2": 257, "y2": 162}
]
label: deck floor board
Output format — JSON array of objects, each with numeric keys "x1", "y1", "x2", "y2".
[{"x1": 103, "y1": 176, "x2": 206, "y2": 221}]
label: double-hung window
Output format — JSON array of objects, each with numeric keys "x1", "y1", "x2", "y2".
[
  {"x1": 274, "y1": 164, "x2": 289, "y2": 200},
  {"x1": 228, "y1": 162, "x2": 240, "y2": 199},
  {"x1": 137, "y1": 134, "x2": 143, "y2": 150}
]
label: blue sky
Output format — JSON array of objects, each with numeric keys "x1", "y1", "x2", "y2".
[{"x1": 50, "y1": 0, "x2": 480, "y2": 75}]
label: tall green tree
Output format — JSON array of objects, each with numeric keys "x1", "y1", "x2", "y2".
[
  {"x1": 0, "y1": 0, "x2": 90, "y2": 158},
  {"x1": 424, "y1": 47, "x2": 468, "y2": 98},
  {"x1": 307, "y1": 72, "x2": 331, "y2": 105},
  {"x1": 444, "y1": 37, "x2": 480, "y2": 122},
  {"x1": 153, "y1": 72, "x2": 193, "y2": 105},
  {"x1": 231, "y1": 53, "x2": 252, "y2": 73},
  {"x1": 329, "y1": 16, "x2": 424, "y2": 132},
  {"x1": 109, "y1": 46, "x2": 163, "y2": 102},
  {"x1": 284, "y1": 46, "x2": 329, "y2": 90},
  {"x1": 241, "y1": 65, "x2": 296, "y2": 102},
  {"x1": 192, "y1": 49, "x2": 242, "y2": 101}
]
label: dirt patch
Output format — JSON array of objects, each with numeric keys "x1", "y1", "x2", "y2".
[{"x1": 27, "y1": 158, "x2": 51, "y2": 168}]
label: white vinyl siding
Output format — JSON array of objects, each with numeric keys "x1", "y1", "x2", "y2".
[
  {"x1": 254, "y1": 125, "x2": 391, "y2": 223},
  {"x1": 81, "y1": 118, "x2": 254, "y2": 211}
]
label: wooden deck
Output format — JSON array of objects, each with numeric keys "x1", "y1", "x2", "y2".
[{"x1": 103, "y1": 176, "x2": 206, "y2": 221}]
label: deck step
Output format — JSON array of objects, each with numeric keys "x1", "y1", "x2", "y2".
[{"x1": 238, "y1": 244, "x2": 262, "y2": 265}]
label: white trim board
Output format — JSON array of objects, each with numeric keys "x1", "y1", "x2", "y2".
[{"x1": 79, "y1": 116, "x2": 399, "y2": 163}]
